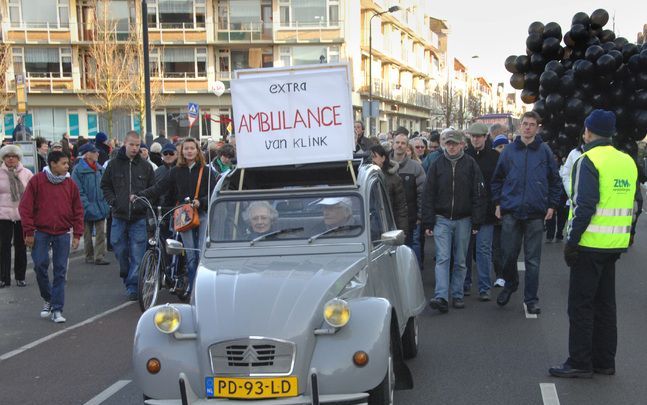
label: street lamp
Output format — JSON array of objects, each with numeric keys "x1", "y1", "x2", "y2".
[
  {"x1": 368, "y1": 5, "x2": 400, "y2": 137},
  {"x1": 141, "y1": 0, "x2": 153, "y2": 145}
]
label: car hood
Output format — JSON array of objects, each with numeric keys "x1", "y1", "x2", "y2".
[{"x1": 193, "y1": 253, "x2": 366, "y2": 340}]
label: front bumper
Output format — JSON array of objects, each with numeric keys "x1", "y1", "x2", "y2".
[{"x1": 144, "y1": 373, "x2": 368, "y2": 405}]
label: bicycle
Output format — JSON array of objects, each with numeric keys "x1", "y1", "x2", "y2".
[{"x1": 133, "y1": 196, "x2": 189, "y2": 312}]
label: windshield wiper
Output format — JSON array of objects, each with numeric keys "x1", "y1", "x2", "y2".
[
  {"x1": 308, "y1": 225, "x2": 362, "y2": 244},
  {"x1": 250, "y1": 227, "x2": 304, "y2": 246}
]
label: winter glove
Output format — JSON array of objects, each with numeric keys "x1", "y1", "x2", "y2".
[{"x1": 563, "y1": 244, "x2": 579, "y2": 268}]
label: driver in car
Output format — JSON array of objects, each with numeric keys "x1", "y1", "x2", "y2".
[
  {"x1": 311, "y1": 197, "x2": 360, "y2": 236},
  {"x1": 243, "y1": 201, "x2": 278, "y2": 238}
]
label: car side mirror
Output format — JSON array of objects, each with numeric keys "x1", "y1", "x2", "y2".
[
  {"x1": 380, "y1": 230, "x2": 405, "y2": 246},
  {"x1": 166, "y1": 239, "x2": 185, "y2": 255}
]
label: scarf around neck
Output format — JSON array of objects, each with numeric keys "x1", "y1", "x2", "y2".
[
  {"x1": 7, "y1": 167, "x2": 25, "y2": 202},
  {"x1": 444, "y1": 149, "x2": 465, "y2": 162},
  {"x1": 44, "y1": 166, "x2": 70, "y2": 185}
]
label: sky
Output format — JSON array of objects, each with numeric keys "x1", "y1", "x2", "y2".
[{"x1": 429, "y1": 0, "x2": 646, "y2": 91}]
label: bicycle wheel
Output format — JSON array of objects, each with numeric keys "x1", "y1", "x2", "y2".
[{"x1": 138, "y1": 249, "x2": 161, "y2": 312}]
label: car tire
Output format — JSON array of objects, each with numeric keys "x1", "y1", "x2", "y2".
[
  {"x1": 401, "y1": 316, "x2": 418, "y2": 359},
  {"x1": 368, "y1": 339, "x2": 394, "y2": 405}
]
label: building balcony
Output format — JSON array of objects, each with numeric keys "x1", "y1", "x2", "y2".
[
  {"x1": 148, "y1": 22, "x2": 210, "y2": 44},
  {"x1": 275, "y1": 21, "x2": 344, "y2": 43},
  {"x1": 361, "y1": 78, "x2": 432, "y2": 109},
  {"x1": 156, "y1": 73, "x2": 208, "y2": 93},
  {"x1": 26, "y1": 72, "x2": 74, "y2": 93},
  {"x1": 216, "y1": 21, "x2": 272, "y2": 43},
  {"x1": 5, "y1": 22, "x2": 73, "y2": 44}
]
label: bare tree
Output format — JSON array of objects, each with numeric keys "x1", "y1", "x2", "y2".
[
  {"x1": 78, "y1": 0, "x2": 133, "y2": 138},
  {"x1": 438, "y1": 81, "x2": 459, "y2": 128},
  {"x1": 0, "y1": 44, "x2": 13, "y2": 117}
]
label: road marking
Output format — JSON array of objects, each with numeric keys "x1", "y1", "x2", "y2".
[
  {"x1": 518, "y1": 262, "x2": 526, "y2": 271},
  {"x1": 540, "y1": 383, "x2": 560, "y2": 405},
  {"x1": 84, "y1": 380, "x2": 132, "y2": 405},
  {"x1": 524, "y1": 303, "x2": 538, "y2": 319},
  {"x1": 0, "y1": 301, "x2": 135, "y2": 362}
]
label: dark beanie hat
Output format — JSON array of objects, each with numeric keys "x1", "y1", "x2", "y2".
[
  {"x1": 584, "y1": 109, "x2": 616, "y2": 138},
  {"x1": 95, "y1": 132, "x2": 108, "y2": 144}
]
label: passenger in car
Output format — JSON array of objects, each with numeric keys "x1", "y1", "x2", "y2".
[{"x1": 243, "y1": 201, "x2": 278, "y2": 238}]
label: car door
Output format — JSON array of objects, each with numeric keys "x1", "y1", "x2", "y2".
[{"x1": 368, "y1": 180, "x2": 405, "y2": 324}]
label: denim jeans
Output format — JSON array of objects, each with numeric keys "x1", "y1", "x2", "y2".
[
  {"x1": 501, "y1": 215, "x2": 544, "y2": 305},
  {"x1": 464, "y1": 224, "x2": 494, "y2": 293},
  {"x1": 411, "y1": 223, "x2": 422, "y2": 268},
  {"x1": 32, "y1": 231, "x2": 70, "y2": 312},
  {"x1": 433, "y1": 216, "x2": 472, "y2": 301},
  {"x1": 180, "y1": 212, "x2": 207, "y2": 292},
  {"x1": 111, "y1": 217, "x2": 147, "y2": 295}
]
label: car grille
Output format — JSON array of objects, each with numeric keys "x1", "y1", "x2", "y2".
[{"x1": 209, "y1": 338, "x2": 295, "y2": 376}]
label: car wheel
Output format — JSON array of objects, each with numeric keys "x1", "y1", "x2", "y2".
[
  {"x1": 401, "y1": 316, "x2": 418, "y2": 359},
  {"x1": 368, "y1": 339, "x2": 394, "y2": 405}
]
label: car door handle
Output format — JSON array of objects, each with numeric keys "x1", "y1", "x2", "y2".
[{"x1": 388, "y1": 249, "x2": 397, "y2": 256}]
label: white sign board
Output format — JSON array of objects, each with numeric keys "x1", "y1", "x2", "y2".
[{"x1": 231, "y1": 64, "x2": 354, "y2": 168}]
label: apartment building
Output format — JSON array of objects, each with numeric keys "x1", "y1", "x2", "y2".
[{"x1": 0, "y1": 0, "x2": 447, "y2": 141}]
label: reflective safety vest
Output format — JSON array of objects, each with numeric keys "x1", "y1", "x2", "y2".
[{"x1": 569, "y1": 145, "x2": 637, "y2": 249}]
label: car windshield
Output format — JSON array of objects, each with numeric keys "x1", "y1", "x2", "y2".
[{"x1": 210, "y1": 194, "x2": 364, "y2": 242}]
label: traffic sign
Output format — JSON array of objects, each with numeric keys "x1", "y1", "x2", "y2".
[{"x1": 187, "y1": 102, "x2": 199, "y2": 128}]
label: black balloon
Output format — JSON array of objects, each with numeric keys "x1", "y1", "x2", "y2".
[
  {"x1": 533, "y1": 99, "x2": 547, "y2": 118},
  {"x1": 613, "y1": 37, "x2": 629, "y2": 50},
  {"x1": 545, "y1": 60, "x2": 565, "y2": 76},
  {"x1": 543, "y1": 22, "x2": 562, "y2": 40},
  {"x1": 640, "y1": 50, "x2": 647, "y2": 70},
  {"x1": 591, "y1": 92, "x2": 609, "y2": 109},
  {"x1": 521, "y1": 89, "x2": 538, "y2": 104},
  {"x1": 634, "y1": 110, "x2": 647, "y2": 132},
  {"x1": 524, "y1": 72, "x2": 540, "y2": 90},
  {"x1": 540, "y1": 70, "x2": 560, "y2": 91},
  {"x1": 638, "y1": 72, "x2": 647, "y2": 90},
  {"x1": 570, "y1": 23, "x2": 589, "y2": 42},
  {"x1": 585, "y1": 45, "x2": 604, "y2": 62},
  {"x1": 526, "y1": 33, "x2": 543, "y2": 52},
  {"x1": 571, "y1": 12, "x2": 590, "y2": 27},
  {"x1": 590, "y1": 9, "x2": 609, "y2": 29},
  {"x1": 564, "y1": 32, "x2": 576, "y2": 48},
  {"x1": 542, "y1": 37, "x2": 561, "y2": 58},
  {"x1": 564, "y1": 98, "x2": 585, "y2": 120},
  {"x1": 599, "y1": 29, "x2": 615, "y2": 43},
  {"x1": 609, "y1": 85, "x2": 624, "y2": 105},
  {"x1": 580, "y1": 81, "x2": 595, "y2": 96},
  {"x1": 515, "y1": 55, "x2": 530, "y2": 73},
  {"x1": 562, "y1": 59, "x2": 574, "y2": 70},
  {"x1": 583, "y1": 103, "x2": 594, "y2": 117},
  {"x1": 505, "y1": 55, "x2": 519, "y2": 73},
  {"x1": 614, "y1": 106, "x2": 631, "y2": 127},
  {"x1": 574, "y1": 59, "x2": 595, "y2": 80},
  {"x1": 530, "y1": 53, "x2": 547, "y2": 72},
  {"x1": 586, "y1": 36, "x2": 601, "y2": 47},
  {"x1": 545, "y1": 93, "x2": 565, "y2": 112},
  {"x1": 594, "y1": 74, "x2": 613, "y2": 90},
  {"x1": 607, "y1": 50, "x2": 623, "y2": 69},
  {"x1": 636, "y1": 91, "x2": 647, "y2": 109},
  {"x1": 539, "y1": 85, "x2": 551, "y2": 98},
  {"x1": 614, "y1": 64, "x2": 630, "y2": 81},
  {"x1": 559, "y1": 74, "x2": 576, "y2": 96},
  {"x1": 621, "y1": 43, "x2": 639, "y2": 62},
  {"x1": 627, "y1": 54, "x2": 642, "y2": 73},
  {"x1": 557, "y1": 133, "x2": 572, "y2": 146},
  {"x1": 528, "y1": 21, "x2": 545, "y2": 35},
  {"x1": 595, "y1": 54, "x2": 616, "y2": 75},
  {"x1": 601, "y1": 42, "x2": 616, "y2": 53},
  {"x1": 510, "y1": 73, "x2": 525, "y2": 90},
  {"x1": 590, "y1": 27, "x2": 603, "y2": 39},
  {"x1": 564, "y1": 122, "x2": 582, "y2": 137}
]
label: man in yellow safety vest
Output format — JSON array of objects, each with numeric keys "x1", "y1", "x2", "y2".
[{"x1": 549, "y1": 109, "x2": 638, "y2": 378}]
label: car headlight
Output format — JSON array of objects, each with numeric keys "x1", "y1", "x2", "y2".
[
  {"x1": 153, "y1": 305, "x2": 181, "y2": 334},
  {"x1": 323, "y1": 298, "x2": 351, "y2": 328},
  {"x1": 148, "y1": 237, "x2": 157, "y2": 246}
]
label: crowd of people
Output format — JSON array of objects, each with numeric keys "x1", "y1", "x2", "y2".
[{"x1": 0, "y1": 129, "x2": 236, "y2": 322}]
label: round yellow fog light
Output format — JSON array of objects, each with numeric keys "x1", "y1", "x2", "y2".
[
  {"x1": 353, "y1": 351, "x2": 369, "y2": 367},
  {"x1": 153, "y1": 305, "x2": 181, "y2": 334},
  {"x1": 147, "y1": 358, "x2": 161, "y2": 374},
  {"x1": 323, "y1": 298, "x2": 351, "y2": 328}
]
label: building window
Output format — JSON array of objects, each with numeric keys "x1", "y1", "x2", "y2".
[
  {"x1": 279, "y1": 45, "x2": 339, "y2": 66},
  {"x1": 68, "y1": 112, "x2": 80, "y2": 136},
  {"x1": 31, "y1": 108, "x2": 67, "y2": 141},
  {"x1": 96, "y1": 0, "x2": 135, "y2": 40},
  {"x1": 279, "y1": 0, "x2": 339, "y2": 27},
  {"x1": 9, "y1": 0, "x2": 69, "y2": 29},
  {"x1": 217, "y1": 48, "x2": 272, "y2": 79},
  {"x1": 158, "y1": 47, "x2": 207, "y2": 78},
  {"x1": 147, "y1": 0, "x2": 206, "y2": 29},
  {"x1": 21, "y1": 48, "x2": 72, "y2": 78}
]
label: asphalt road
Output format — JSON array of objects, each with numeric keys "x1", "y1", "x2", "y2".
[{"x1": 1, "y1": 217, "x2": 646, "y2": 405}]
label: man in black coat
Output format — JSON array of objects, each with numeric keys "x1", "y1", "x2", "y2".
[{"x1": 463, "y1": 123, "x2": 501, "y2": 301}]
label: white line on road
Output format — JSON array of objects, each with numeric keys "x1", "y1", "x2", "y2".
[
  {"x1": 518, "y1": 262, "x2": 526, "y2": 271},
  {"x1": 524, "y1": 303, "x2": 538, "y2": 319},
  {"x1": 84, "y1": 380, "x2": 132, "y2": 405},
  {"x1": 0, "y1": 301, "x2": 135, "y2": 362},
  {"x1": 540, "y1": 383, "x2": 561, "y2": 405}
]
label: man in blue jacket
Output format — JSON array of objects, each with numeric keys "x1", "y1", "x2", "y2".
[
  {"x1": 72, "y1": 143, "x2": 110, "y2": 265},
  {"x1": 491, "y1": 111, "x2": 561, "y2": 315}
]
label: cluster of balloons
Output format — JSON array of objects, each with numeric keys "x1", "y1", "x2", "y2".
[{"x1": 505, "y1": 9, "x2": 647, "y2": 154}]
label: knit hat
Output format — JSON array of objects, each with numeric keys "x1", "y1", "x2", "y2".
[
  {"x1": 78, "y1": 143, "x2": 99, "y2": 155},
  {"x1": 150, "y1": 142, "x2": 162, "y2": 153},
  {"x1": 0, "y1": 145, "x2": 23, "y2": 160},
  {"x1": 95, "y1": 132, "x2": 108, "y2": 144},
  {"x1": 492, "y1": 134, "x2": 509, "y2": 148},
  {"x1": 161, "y1": 143, "x2": 177, "y2": 153},
  {"x1": 139, "y1": 143, "x2": 149, "y2": 150},
  {"x1": 584, "y1": 109, "x2": 616, "y2": 137}
]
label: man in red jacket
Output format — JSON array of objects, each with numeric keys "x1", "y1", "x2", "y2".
[{"x1": 19, "y1": 151, "x2": 83, "y2": 323}]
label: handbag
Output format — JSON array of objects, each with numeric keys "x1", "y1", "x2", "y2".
[{"x1": 173, "y1": 166, "x2": 204, "y2": 232}]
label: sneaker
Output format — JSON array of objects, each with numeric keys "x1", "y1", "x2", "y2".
[
  {"x1": 51, "y1": 311, "x2": 66, "y2": 323},
  {"x1": 494, "y1": 278, "x2": 505, "y2": 288},
  {"x1": 16, "y1": 280, "x2": 26, "y2": 287},
  {"x1": 546, "y1": 238, "x2": 554, "y2": 243},
  {"x1": 463, "y1": 285, "x2": 472, "y2": 296},
  {"x1": 429, "y1": 298, "x2": 449, "y2": 313},
  {"x1": 479, "y1": 291, "x2": 491, "y2": 301},
  {"x1": 127, "y1": 292, "x2": 138, "y2": 301},
  {"x1": 94, "y1": 258, "x2": 110, "y2": 265},
  {"x1": 40, "y1": 302, "x2": 52, "y2": 318},
  {"x1": 85, "y1": 257, "x2": 94, "y2": 264},
  {"x1": 452, "y1": 298, "x2": 465, "y2": 309}
]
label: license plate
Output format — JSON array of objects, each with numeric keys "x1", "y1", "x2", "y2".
[{"x1": 206, "y1": 376, "x2": 298, "y2": 399}]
